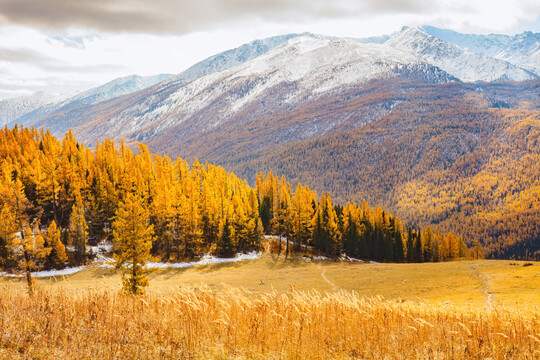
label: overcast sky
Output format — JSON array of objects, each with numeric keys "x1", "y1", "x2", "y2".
[{"x1": 0, "y1": 0, "x2": 539, "y2": 100}]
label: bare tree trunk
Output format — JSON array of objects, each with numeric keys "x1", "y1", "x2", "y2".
[
  {"x1": 165, "y1": 237, "x2": 171, "y2": 262},
  {"x1": 24, "y1": 248, "x2": 33, "y2": 297},
  {"x1": 277, "y1": 235, "x2": 281, "y2": 259},
  {"x1": 132, "y1": 255, "x2": 137, "y2": 294},
  {"x1": 285, "y1": 233, "x2": 289, "y2": 260}
]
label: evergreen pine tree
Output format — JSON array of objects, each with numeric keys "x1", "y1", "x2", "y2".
[
  {"x1": 259, "y1": 197, "x2": 272, "y2": 234},
  {"x1": 414, "y1": 231, "x2": 423, "y2": 263},
  {"x1": 216, "y1": 219, "x2": 235, "y2": 257},
  {"x1": 393, "y1": 227, "x2": 404, "y2": 262},
  {"x1": 422, "y1": 227, "x2": 434, "y2": 262},
  {"x1": 69, "y1": 193, "x2": 88, "y2": 265},
  {"x1": 406, "y1": 226, "x2": 414, "y2": 262}
]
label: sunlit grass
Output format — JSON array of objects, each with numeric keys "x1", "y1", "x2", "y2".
[
  {"x1": 1, "y1": 257, "x2": 539, "y2": 358},
  {"x1": 3, "y1": 256, "x2": 538, "y2": 308},
  {"x1": 0, "y1": 284, "x2": 538, "y2": 359}
]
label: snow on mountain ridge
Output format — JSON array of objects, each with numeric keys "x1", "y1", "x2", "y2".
[
  {"x1": 416, "y1": 25, "x2": 540, "y2": 76},
  {"x1": 69, "y1": 74, "x2": 173, "y2": 104},
  {"x1": 0, "y1": 92, "x2": 62, "y2": 126},
  {"x1": 13, "y1": 73, "x2": 174, "y2": 127},
  {"x1": 386, "y1": 27, "x2": 537, "y2": 82},
  {"x1": 102, "y1": 35, "x2": 454, "y2": 139},
  {"x1": 164, "y1": 33, "x2": 306, "y2": 89}
]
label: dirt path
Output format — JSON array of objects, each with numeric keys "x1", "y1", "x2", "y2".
[
  {"x1": 471, "y1": 264, "x2": 493, "y2": 306},
  {"x1": 319, "y1": 265, "x2": 339, "y2": 291}
]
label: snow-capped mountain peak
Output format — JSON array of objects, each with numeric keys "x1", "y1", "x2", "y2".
[
  {"x1": 417, "y1": 25, "x2": 540, "y2": 76},
  {"x1": 385, "y1": 26, "x2": 537, "y2": 82},
  {"x1": 96, "y1": 35, "x2": 455, "y2": 141},
  {"x1": 0, "y1": 92, "x2": 63, "y2": 126},
  {"x1": 12, "y1": 73, "x2": 174, "y2": 127}
]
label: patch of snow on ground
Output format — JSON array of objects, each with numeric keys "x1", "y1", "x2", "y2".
[
  {"x1": 311, "y1": 256, "x2": 330, "y2": 261},
  {"x1": 98, "y1": 242, "x2": 114, "y2": 252},
  {"x1": 267, "y1": 235, "x2": 314, "y2": 249},
  {"x1": 147, "y1": 252, "x2": 259, "y2": 269},
  {"x1": 96, "y1": 253, "x2": 115, "y2": 267},
  {"x1": 340, "y1": 256, "x2": 364, "y2": 262},
  {"x1": 0, "y1": 266, "x2": 87, "y2": 278},
  {"x1": 1, "y1": 252, "x2": 260, "y2": 277}
]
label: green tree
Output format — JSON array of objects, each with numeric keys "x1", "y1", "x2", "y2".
[
  {"x1": 422, "y1": 227, "x2": 434, "y2": 262},
  {"x1": 415, "y1": 232, "x2": 423, "y2": 262},
  {"x1": 312, "y1": 194, "x2": 340, "y2": 257},
  {"x1": 259, "y1": 197, "x2": 272, "y2": 234},
  {"x1": 216, "y1": 218, "x2": 235, "y2": 257},
  {"x1": 69, "y1": 194, "x2": 88, "y2": 265},
  {"x1": 341, "y1": 202, "x2": 359, "y2": 257},
  {"x1": 406, "y1": 227, "x2": 414, "y2": 263}
]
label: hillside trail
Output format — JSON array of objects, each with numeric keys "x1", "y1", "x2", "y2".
[
  {"x1": 470, "y1": 264, "x2": 493, "y2": 307},
  {"x1": 318, "y1": 264, "x2": 340, "y2": 291}
]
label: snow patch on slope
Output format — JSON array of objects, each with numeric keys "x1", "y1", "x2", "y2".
[
  {"x1": 386, "y1": 27, "x2": 536, "y2": 82},
  {"x1": 0, "y1": 92, "x2": 63, "y2": 126},
  {"x1": 419, "y1": 25, "x2": 540, "y2": 76},
  {"x1": 0, "y1": 266, "x2": 88, "y2": 278},
  {"x1": 108, "y1": 34, "x2": 450, "y2": 137}
]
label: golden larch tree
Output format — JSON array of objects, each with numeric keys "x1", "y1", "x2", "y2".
[{"x1": 113, "y1": 192, "x2": 154, "y2": 295}]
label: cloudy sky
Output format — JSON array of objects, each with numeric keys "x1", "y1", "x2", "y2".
[{"x1": 0, "y1": 0, "x2": 539, "y2": 100}]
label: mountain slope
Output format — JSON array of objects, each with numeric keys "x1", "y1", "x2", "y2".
[
  {"x1": 66, "y1": 74, "x2": 173, "y2": 106},
  {"x1": 13, "y1": 73, "x2": 174, "y2": 127},
  {"x1": 0, "y1": 92, "x2": 61, "y2": 126},
  {"x1": 15, "y1": 33, "x2": 305, "y2": 134},
  {"x1": 219, "y1": 80, "x2": 540, "y2": 259},
  {"x1": 385, "y1": 27, "x2": 537, "y2": 82},
  {"x1": 169, "y1": 33, "x2": 305, "y2": 86},
  {"x1": 419, "y1": 25, "x2": 540, "y2": 76},
  {"x1": 30, "y1": 34, "x2": 456, "y2": 146},
  {"x1": 7, "y1": 29, "x2": 539, "y2": 259}
]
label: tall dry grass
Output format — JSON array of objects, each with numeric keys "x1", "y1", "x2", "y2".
[{"x1": 0, "y1": 285, "x2": 538, "y2": 359}]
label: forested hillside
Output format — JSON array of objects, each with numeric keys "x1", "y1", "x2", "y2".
[
  {"x1": 3, "y1": 31, "x2": 538, "y2": 261},
  {"x1": 0, "y1": 127, "x2": 467, "y2": 276},
  {"x1": 222, "y1": 80, "x2": 540, "y2": 260}
]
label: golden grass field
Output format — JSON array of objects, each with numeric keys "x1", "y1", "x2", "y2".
[{"x1": 1, "y1": 256, "x2": 539, "y2": 359}]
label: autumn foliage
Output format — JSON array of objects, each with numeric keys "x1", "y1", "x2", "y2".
[{"x1": 0, "y1": 126, "x2": 467, "y2": 281}]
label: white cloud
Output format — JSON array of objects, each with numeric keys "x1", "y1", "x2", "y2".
[{"x1": 0, "y1": 1, "x2": 538, "y2": 100}]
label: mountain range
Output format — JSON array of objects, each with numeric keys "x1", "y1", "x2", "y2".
[
  {"x1": 6, "y1": 25, "x2": 539, "y2": 132},
  {"x1": 1, "y1": 74, "x2": 173, "y2": 127},
  {"x1": 3, "y1": 25, "x2": 540, "y2": 259}
]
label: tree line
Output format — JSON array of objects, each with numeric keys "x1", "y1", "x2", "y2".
[
  {"x1": 255, "y1": 172, "x2": 469, "y2": 262},
  {"x1": 221, "y1": 81, "x2": 540, "y2": 261},
  {"x1": 0, "y1": 126, "x2": 468, "y2": 294}
]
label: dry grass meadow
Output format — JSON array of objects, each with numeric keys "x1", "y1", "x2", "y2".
[{"x1": 1, "y1": 256, "x2": 539, "y2": 359}]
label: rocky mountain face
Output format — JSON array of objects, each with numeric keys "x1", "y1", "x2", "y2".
[
  {"x1": 24, "y1": 34, "x2": 456, "y2": 145},
  {"x1": 385, "y1": 27, "x2": 537, "y2": 82},
  {"x1": 418, "y1": 25, "x2": 540, "y2": 76}
]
